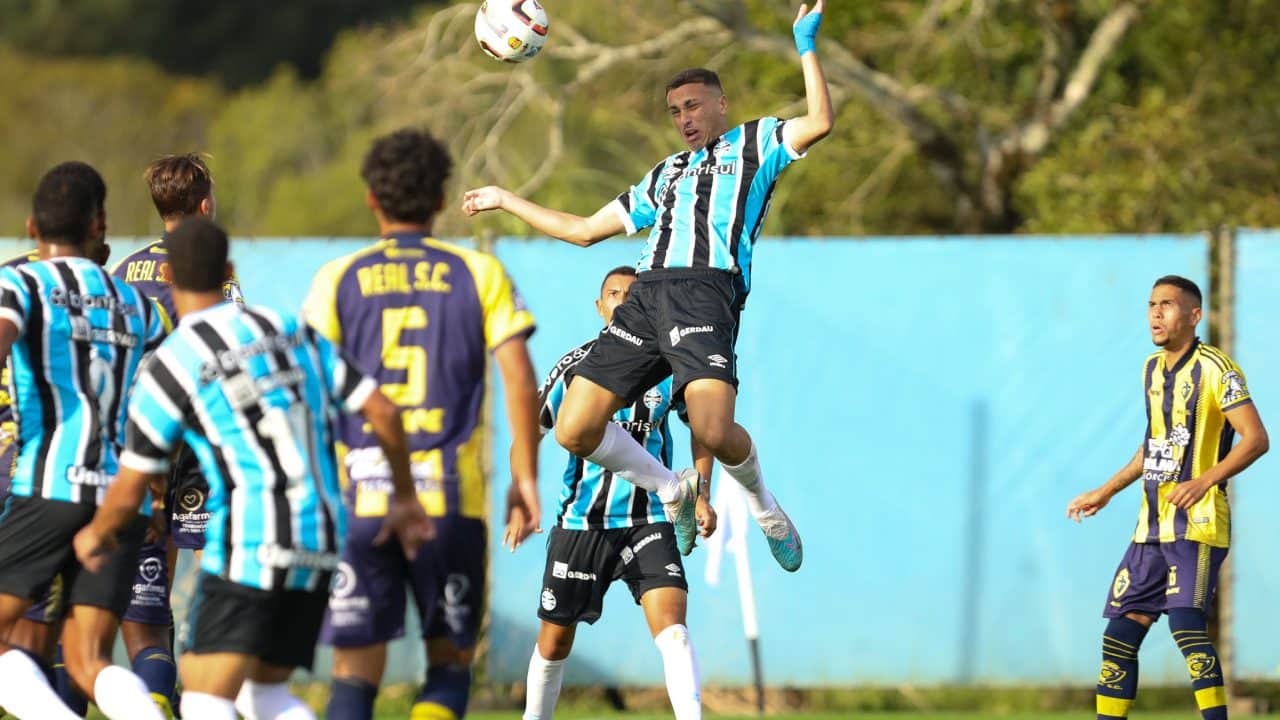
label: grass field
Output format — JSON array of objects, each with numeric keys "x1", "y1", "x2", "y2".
[{"x1": 443, "y1": 714, "x2": 1195, "y2": 719}]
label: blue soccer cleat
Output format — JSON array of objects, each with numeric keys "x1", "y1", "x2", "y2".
[
  {"x1": 758, "y1": 505, "x2": 803, "y2": 572},
  {"x1": 664, "y1": 468, "x2": 701, "y2": 556}
]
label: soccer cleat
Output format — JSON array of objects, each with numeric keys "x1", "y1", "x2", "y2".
[
  {"x1": 757, "y1": 505, "x2": 803, "y2": 572},
  {"x1": 664, "y1": 468, "x2": 701, "y2": 556}
]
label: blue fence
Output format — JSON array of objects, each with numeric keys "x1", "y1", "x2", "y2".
[{"x1": 3, "y1": 233, "x2": 1275, "y2": 685}]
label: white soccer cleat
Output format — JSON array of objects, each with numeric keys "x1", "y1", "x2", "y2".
[
  {"x1": 664, "y1": 468, "x2": 701, "y2": 556},
  {"x1": 757, "y1": 505, "x2": 803, "y2": 572}
]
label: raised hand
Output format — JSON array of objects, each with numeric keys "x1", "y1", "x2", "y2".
[
  {"x1": 461, "y1": 186, "x2": 507, "y2": 216},
  {"x1": 793, "y1": 0, "x2": 824, "y2": 56}
]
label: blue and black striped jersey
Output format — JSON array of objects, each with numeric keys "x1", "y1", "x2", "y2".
[
  {"x1": 539, "y1": 341, "x2": 674, "y2": 530},
  {"x1": 0, "y1": 257, "x2": 164, "y2": 509},
  {"x1": 121, "y1": 303, "x2": 376, "y2": 591},
  {"x1": 611, "y1": 117, "x2": 803, "y2": 294}
]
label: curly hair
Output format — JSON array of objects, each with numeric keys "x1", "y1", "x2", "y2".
[{"x1": 361, "y1": 128, "x2": 453, "y2": 225}]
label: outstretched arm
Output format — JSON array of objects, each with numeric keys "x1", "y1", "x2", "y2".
[
  {"x1": 462, "y1": 187, "x2": 625, "y2": 247},
  {"x1": 782, "y1": 1, "x2": 835, "y2": 155},
  {"x1": 1067, "y1": 446, "x2": 1144, "y2": 522}
]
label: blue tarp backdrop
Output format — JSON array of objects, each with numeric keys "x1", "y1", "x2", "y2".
[{"x1": 4, "y1": 233, "x2": 1272, "y2": 685}]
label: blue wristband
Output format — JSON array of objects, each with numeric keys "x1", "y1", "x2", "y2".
[{"x1": 793, "y1": 12, "x2": 822, "y2": 56}]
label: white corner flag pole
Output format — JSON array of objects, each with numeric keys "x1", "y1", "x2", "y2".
[{"x1": 704, "y1": 469, "x2": 764, "y2": 715}]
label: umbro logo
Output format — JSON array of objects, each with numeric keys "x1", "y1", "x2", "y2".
[
  {"x1": 708, "y1": 354, "x2": 728, "y2": 369},
  {"x1": 665, "y1": 563, "x2": 683, "y2": 577}
]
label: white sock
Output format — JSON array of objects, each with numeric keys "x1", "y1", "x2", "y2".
[
  {"x1": 181, "y1": 691, "x2": 239, "y2": 720},
  {"x1": 0, "y1": 649, "x2": 83, "y2": 720},
  {"x1": 522, "y1": 646, "x2": 566, "y2": 720},
  {"x1": 721, "y1": 442, "x2": 778, "y2": 520},
  {"x1": 586, "y1": 422, "x2": 682, "y2": 502},
  {"x1": 94, "y1": 665, "x2": 167, "y2": 720},
  {"x1": 654, "y1": 624, "x2": 701, "y2": 720},
  {"x1": 235, "y1": 680, "x2": 315, "y2": 720}
]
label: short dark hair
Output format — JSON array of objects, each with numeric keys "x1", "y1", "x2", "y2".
[
  {"x1": 666, "y1": 68, "x2": 722, "y2": 94},
  {"x1": 362, "y1": 128, "x2": 453, "y2": 225},
  {"x1": 166, "y1": 216, "x2": 228, "y2": 292},
  {"x1": 31, "y1": 165, "x2": 99, "y2": 246},
  {"x1": 1154, "y1": 275, "x2": 1202, "y2": 306},
  {"x1": 50, "y1": 161, "x2": 107, "y2": 213},
  {"x1": 145, "y1": 154, "x2": 213, "y2": 220},
  {"x1": 600, "y1": 265, "x2": 636, "y2": 293}
]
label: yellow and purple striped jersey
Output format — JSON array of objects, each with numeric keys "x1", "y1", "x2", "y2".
[
  {"x1": 303, "y1": 233, "x2": 535, "y2": 519},
  {"x1": 1134, "y1": 340, "x2": 1251, "y2": 547}
]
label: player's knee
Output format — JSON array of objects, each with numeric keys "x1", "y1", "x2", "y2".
[
  {"x1": 554, "y1": 418, "x2": 600, "y2": 457},
  {"x1": 1122, "y1": 611, "x2": 1156, "y2": 629},
  {"x1": 537, "y1": 634, "x2": 573, "y2": 661}
]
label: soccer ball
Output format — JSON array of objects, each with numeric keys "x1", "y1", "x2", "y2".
[{"x1": 474, "y1": 1, "x2": 550, "y2": 63}]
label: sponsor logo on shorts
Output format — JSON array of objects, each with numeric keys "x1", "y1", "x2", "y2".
[
  {"x1": 665, "y1": 563, "x2": 682, "y2": 577},
  {"x1": 552, "y1": 561, "x2": 568, "y2": 579},
  {"x1": 1186, "y1": 652, "x2": 1217, "y2": 679},
  {"x1": 1111, "y1": 568, "x2": 1130, "y2": 599},
  {"x1": 443, "y1": 573, "x2": 472, "y2": 635},
  {"x1": 707, "y1": 354, "x2": 728, "y2": 369},
  {"x1": 541, "y1": 588, "x2": 557, "y2": 611},
  {"x1": 668, "y1": 325, "x2": 713, "y2": 347},
  {"x1": 179, "y1": 489, "x2": 205, "y2": 512},
  {"x1": 139, "y1": 557, "x2": 164, "y2": 584},
  {"x1": 332, "y1": 562, "x2": 357, "y2": 599},
  {"x1": 632, "y1": 532, "x2": 662, "y2": 555},
  {"x1": 620, "y1": 546, "x2": 635, "y2": 565},
  {"x1": 605, "y1": 324, "x2": 644, "y2": 347},
  {"x1": 1098, "y1": 660, "x2": 1127, "y2": 686}
]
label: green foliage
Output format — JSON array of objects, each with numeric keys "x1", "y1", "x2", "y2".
[{"x1": 1, "y1": 0, "x2": 1278, "y2": 236}]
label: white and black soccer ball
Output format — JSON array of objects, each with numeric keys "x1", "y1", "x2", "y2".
[{"x1": 474, "y1": 0, "x2": 550, "y2": 63}]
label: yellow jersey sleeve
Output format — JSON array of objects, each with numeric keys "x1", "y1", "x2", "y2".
[
  {"x1": 302, "y1": 256, "x2": 349, "y2": 345},
  {"x1": 460, "y1": 251, "x2": 536, "y2": 350},
  {"x1": 150, "y1": 299, "x2": 174, "y2": 334},
  {"x1": 1213, "y1": 357, "x2": 1252, "y2": 412}
]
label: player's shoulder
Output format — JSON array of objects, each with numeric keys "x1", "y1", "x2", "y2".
[
  {"x1": 110, "y1": 240, "x2": 164, "y2": 273},
  {"x1": 0, "y1": 249, "x2": 39, "y2": 270},
  {"x1": 1196, "y1": 342, "x2": 1240, "y2": 375},
  {"x1": 422, "y1": 237, "x2": 505, "y2": 272},
  {"x1": 313, "y1": 239, "x2": 394, "y2": 280}
]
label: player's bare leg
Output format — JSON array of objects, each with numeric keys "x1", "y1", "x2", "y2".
[
  {"x1": 556, "y1": 377, "x2": 699, "y2": 541},
  {"x1": 61, "y1": 605, "x2": 165, "y2": 719},
  {"x1": 235, "y1": 661, "x2": 315, "y2": 720},
  {"x1": 123, "y1": 621, "x2": 178, "y2": 718},
  {"x1": 180, "y1": 652, "x2": 255, "y2": 719},
  {"x1": 416, "y1": 637, "x2": 476, "y2": 720},
  {"x1": 641, "y1": 587, "x2": 701, "y2": 720},
  {"x1": 683, "y1": 378, "x2": 803, "y2": 571},
  {"x1": 0, "y1": 593, "x2": 82, "y2": 719}
]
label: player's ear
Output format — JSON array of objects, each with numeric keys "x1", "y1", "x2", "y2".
[
  {"x1": 199, "y1": 196, "x2": 214, "y2": 218},
  {"x1": 1191, "y1": 306, "x2": 1203, "y2": 325},
  {"x1": 25, "y1": 216, "x2": 36, "y2": 240},
  {"x1": 717, "y1": 93, "x2": 728, "y2": 115},
  {"x1": 595, "y1": 297, "x2": 605, "y2": 321}
]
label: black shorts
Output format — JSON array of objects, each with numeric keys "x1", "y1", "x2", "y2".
[
  {"x1": 537, "y1": 523, "x2": 687, "y2": 627},
  {"x1": 167, "y1": 446, "x2": 209, "y2": 550},
  {"x1": 0, "y1": 495, "x2": 146, "y2": 617},
  {"x1": 572, "y1": 267, "x2": 742, "y2": 404},
  {"x1": 186, "y1": 572, "x2": 330, "y2": 670}
]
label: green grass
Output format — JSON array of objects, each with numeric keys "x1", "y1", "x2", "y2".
[{"x1": 437, "y1": 714, "x2": 1195, "y2": 719}]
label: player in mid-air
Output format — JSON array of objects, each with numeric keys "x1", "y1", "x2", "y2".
[
  {"x1": 304, "y1": 127, "x2": 542, "y2": 720},
  {"x1": 463, "y1": 2, "x2": 832, "y2": 572},
  {"x1": 524, "y1": 265, "x2": 716, "y2": 720},
  {"x1": 0, "y1": 165, "x2": 167, "y2": 719},
  {"x1": 1067, "y1": 276, "x2": 1269, "y2": 720},
  {"x1": 74, "y1": 217, "x2": 433, "y2": 720}
]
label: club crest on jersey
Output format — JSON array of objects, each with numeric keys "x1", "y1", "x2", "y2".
[
  {"x1": 643, "y1": 387, "x2": 663, "y2": 410},
  {"x1": 1112, "y1": 569, "x2": 1130, "y2": 599},
  {"x1": 1181, "y1": 379, "x2": 1193, "y2": 401}
]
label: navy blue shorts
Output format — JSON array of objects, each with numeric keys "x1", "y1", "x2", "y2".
[
  {"x1": 167, "y1": 448, "x2": 210, "y2": 550},
  {"x1": 1103, "y1": 540, "x2": 1227, "y2": 618},
  {"x1": 24, "y1": 540, "x2": 170, "y2": 626},
  {"x1": 320, "y1": 515, "x2": 485, "y2": 649}
]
